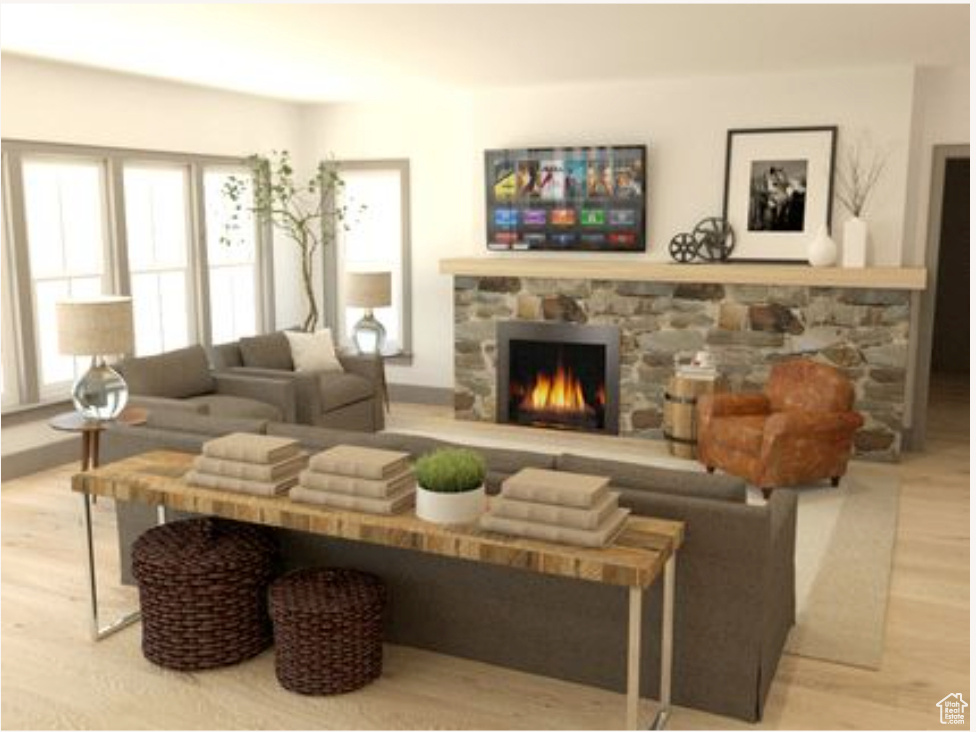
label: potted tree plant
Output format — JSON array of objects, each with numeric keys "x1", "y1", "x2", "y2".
[
  {"x1": 221, "y1": 151, "x2": 357, "y2": 332},
  {"x1": 414, "y1": 448, "x2": 487, "y2": 525}
]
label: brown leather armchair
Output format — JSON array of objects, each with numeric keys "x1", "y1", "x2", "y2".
[{"x1": 697, "y1": 360, "x2": 864, "y2": 497}]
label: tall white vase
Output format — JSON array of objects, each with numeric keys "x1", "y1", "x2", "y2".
[
  {"x1": 807, "y1": 224, "x2": 838, "y2": 267},
  {"x1": 842, "y1": 216, "x2": 868, "y2": 268}
]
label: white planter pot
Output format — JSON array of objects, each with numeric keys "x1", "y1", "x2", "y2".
[
  {"x1": 807, "y1": 224, "x2": 838, "y2": 267},
  {"x1": 415, "y1": 484, "x2": 486, "y2": 525},
  {"x1": 842, "y1": 216, "x2": 868, "y2": 268}
]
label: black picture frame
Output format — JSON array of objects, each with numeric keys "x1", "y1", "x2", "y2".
[{"x1": 722, "y1": 126, "x2": 837, "y2": 263}]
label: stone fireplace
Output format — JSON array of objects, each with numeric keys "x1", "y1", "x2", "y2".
[
  {"x1": 450, "y1": 266, "x2": 922, "y2": 461},
  {"x1": 496, "y1": 321, "x2": 620, "y2": 434}
]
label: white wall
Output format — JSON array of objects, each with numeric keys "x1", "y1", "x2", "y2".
[
  {"x1": 4, "y1": 55, "x2": 964, "y2": 390},
  {"x1": 307, "y1": 65, "x2": 924, "y2": 389},
  {"x1": 0, "y1": 53, "x2": 309, "y2": 331},
  {"x1": 302, "y1": 91, "x2": 475, "y2": 388},
  {"x1": 903, "y1": 65, "x2": 970, "y2": 266}
]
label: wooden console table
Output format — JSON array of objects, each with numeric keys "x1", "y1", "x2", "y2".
[{"x1": 73, "y1": 450, "x2": 684, "y2": 730}]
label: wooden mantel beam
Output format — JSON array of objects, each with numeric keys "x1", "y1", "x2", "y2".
[{"x1": 439, "y1": 258, "x2": 927, "y2": 291}]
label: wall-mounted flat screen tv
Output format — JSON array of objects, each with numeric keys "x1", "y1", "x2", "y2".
[{"x1": 485, "y1": 145, "x2": 647, "y2": 252}]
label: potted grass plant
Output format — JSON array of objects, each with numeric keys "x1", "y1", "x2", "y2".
[{"x1": 414, "y1": 448, "x2": 487, "y2": 525}]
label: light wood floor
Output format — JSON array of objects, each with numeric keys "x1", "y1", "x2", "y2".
[{"x1": 0, "y1": 376, "x2": 969, "y2": 730}]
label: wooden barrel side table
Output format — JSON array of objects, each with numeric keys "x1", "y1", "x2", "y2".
[{"x1": 663, "y1": 375, "x2": 725, "y2": 459}]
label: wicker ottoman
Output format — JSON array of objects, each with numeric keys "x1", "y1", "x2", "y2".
[
  {"x1": 269, "y1": 568, "x2": 386, "y2": 695},
  {"x1": 132, "y1": 517, "x2": 277, "y2": 671}
]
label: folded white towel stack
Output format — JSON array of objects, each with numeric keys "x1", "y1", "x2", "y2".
[
  {"x1": 291, "y1": 445, "x2": 416, "y2": 515},
  {"x1": 478, "y1": 467, "x2": 629, "y2": 548},
  {"x1": 186, "y1": 433, "x2": 307, "y2": 496}
]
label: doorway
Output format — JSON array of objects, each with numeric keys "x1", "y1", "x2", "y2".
[
  {"x1": 930, "y1": 157, "x2": 969, "y2": 376},
  {"x1": 911, "y1": 145, "x2": 970, "y2": 449}
]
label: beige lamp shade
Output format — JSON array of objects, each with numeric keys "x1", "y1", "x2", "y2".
[
  {"x1": 56, "y1": 296, "x2": 135, "y2": 356},
  {"x1": 346, "y1": 271, "x2": 392, "y2": 309}
]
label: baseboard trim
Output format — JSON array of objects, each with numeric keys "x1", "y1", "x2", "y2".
[
  {"x1": 2, "y1": 439, "x2": 78, "y2": 482},
  {"x1": 388, "y1": 384, "x2": 453, "y2": 406}
]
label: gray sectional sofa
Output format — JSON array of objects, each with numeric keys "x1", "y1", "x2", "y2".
[
  {"x1": 114, "y1": 334, "x2": 385, "y2": 431},
  {"x1": 103, "y1": 413, "x2": 796, "y2": 722}
]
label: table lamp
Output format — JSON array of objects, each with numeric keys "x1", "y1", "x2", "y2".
[
  {"x1": 56, "y1": 296, "x2": 135, "y2": 421},
  {"x1": 346, "y1": 271, "x2": 391, "y2": 355}
]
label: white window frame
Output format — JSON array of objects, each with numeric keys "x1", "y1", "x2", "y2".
[{"x1": 1, "y1": 158, "x2": 22, "y2": 408}]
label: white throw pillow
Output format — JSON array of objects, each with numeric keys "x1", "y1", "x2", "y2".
[{"x1": 284, "y1": 329, "x2": 344, "y2": 373}]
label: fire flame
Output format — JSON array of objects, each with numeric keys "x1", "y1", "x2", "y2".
[{"x1": 520, "y1": 364, "x2": 589, "y2": 413}]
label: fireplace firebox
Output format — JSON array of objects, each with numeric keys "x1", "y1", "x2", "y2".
[{"x1": 496, "y1": 321, "x2": 620, "y2": 434}]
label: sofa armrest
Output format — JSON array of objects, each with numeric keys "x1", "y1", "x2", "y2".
[
  {"x1": 697, "y1": 393, "x2": 771, "y2": 466},
  {"x1": 338, "y1": 353, "x2": 385, "y2": 389},
  {"x1": 338, "y1": 353, "x2": 386, "y2": 430},
  {"x1": 699, "y1": 392, "x2": 771, "y2": 418},
  {"x1": 213, "y1": 372, "x2": 298, "y2": 423},
  {"x1": 760, "y1": 487, "x2": 798, "y2": 704},
  {"x1": 127, "y1": 395, "x2": 209, "y2": 415},
  {"x1": 218, "y1": 367, "x2": 323, "y2": 425},
  {"x1": 764, "y1": 410, "x2": 864, "y2": 438}
]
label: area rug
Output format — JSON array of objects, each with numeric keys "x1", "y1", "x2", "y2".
[
  {"x1": 780, "y1": 461, "x2": 900, "y2": 669},
  {"x1": 389, "y1": 409, "x2": 900, "y2": 669}
]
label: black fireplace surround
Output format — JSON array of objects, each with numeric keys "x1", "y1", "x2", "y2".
[{"x1": 496, "y1": 321, "x2": 620, "y2": 435}]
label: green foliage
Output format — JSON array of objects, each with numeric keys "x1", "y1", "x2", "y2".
[
  {"x1": 221, "y1": 150, "x2": 362, "y2": 332},
  {"x1": 415, "y1": 449, "x2": 486, "y2": 494}
]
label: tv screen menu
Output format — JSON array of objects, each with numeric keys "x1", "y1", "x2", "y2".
[{"x1": 485, "y1": 145, "x2": 647, "y2": 252}]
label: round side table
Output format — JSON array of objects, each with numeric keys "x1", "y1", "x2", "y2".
[{"x1": 49, "y1": 407, "x2": 149, "y2": 472}]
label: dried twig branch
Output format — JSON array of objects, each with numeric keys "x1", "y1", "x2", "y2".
[{"x1": 835, "y1": 139, "x2": 887, "y2": 218}]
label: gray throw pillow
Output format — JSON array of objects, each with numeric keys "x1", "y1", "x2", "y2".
[{"x1": 239, "y1": 332, "x2": 294, "y2": 371}]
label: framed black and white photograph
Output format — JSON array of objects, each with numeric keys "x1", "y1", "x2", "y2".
[{"x1": 723, "y1": 126, "x2": 837, "y2": 261}]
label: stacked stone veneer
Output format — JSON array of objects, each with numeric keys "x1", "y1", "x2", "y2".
[{"x1": 453, "y1": 275, "x2": 912, "y2": 461}]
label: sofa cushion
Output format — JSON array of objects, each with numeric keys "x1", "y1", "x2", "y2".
[
  {"x1": 239, "y1": 332, "x2": 294, "y2": 371},
  {"x1": 371, "y1": 433, "x2": 451, "y2": 457},
  {"x1": 185, "y1": 394, "x2": 283, "y2": 421},
  {"x1": 709, "y1": 415, "x2": 766, "y2": 454},
  {"x1": 210, "y1": 342, "x2": 244, "y2": 369},
  {"x1": 116, "y1": 345, "x2": 215, "y2": 399},
  {"x1": 145, "y1": 410, "x2": 268, "y2": 437},
  {"x1": 556, "y1": 453, "x2": 747, "y2": 503},
  {"x1": 466, "y1": 445, "x2": 557, "y2": 493},
  {"x1": 318, "y1": 372, "x2": 374, "y2": 411},
  {"x1": 267, "y1": 423, "x2": 385, "y2": 451}
]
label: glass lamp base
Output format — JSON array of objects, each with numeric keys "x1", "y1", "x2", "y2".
[
  {"x1": 352, "y1": 311, "x2": 387, "y2": 355},
  {"x1": 72, "y1": 359, "x2": 129, "y2": 421}
]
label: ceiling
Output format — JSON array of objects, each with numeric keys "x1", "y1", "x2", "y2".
[{"x1": 0, "y1": 4, "x2": 969, "y2": 103}]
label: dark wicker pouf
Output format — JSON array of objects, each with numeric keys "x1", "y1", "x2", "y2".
[
  {"x1": 269, "y1": 568, "x2": 386, "y2": 695},
  {"x1": 132, "y1": 517, "x2": 277, "y2": 671}
]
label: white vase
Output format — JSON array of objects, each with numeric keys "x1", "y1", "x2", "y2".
[
  {"x1": 842, "y1": 216, "x2": 868, "y2": 268},
  {"x1": 807, "y1": 224, "x2": 838, "y2": 267},
  {"x1": 415, "y1": 484, "x2": 487, "y2": 525}
]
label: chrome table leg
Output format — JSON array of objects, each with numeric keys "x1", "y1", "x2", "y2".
[
  {"x1": 82, "y1": 493, "x2": 164, "y2": 641},
  {"x1": 650, "y1": 555, "x2": 676, "y2": 730},
  {"x1": 626, "y1": 585, "x2": 643, "y2": 729}
]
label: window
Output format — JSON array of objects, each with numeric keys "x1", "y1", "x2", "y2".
[
  {"x1": 1, "y1": 140, "x2": 272, "y2": 411},
  {"x1": 204, "y1": 168, "x2": 258, "y2": 346},
  {"x1": 123, "y1": 164, "x2": 194, "y2": 356},
  {"x1": 335, "y1": 161, "x2": 411, "y2": 355},
  {"x1": 22, "y1": 158, "x2": 108, "y2": 396}
]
